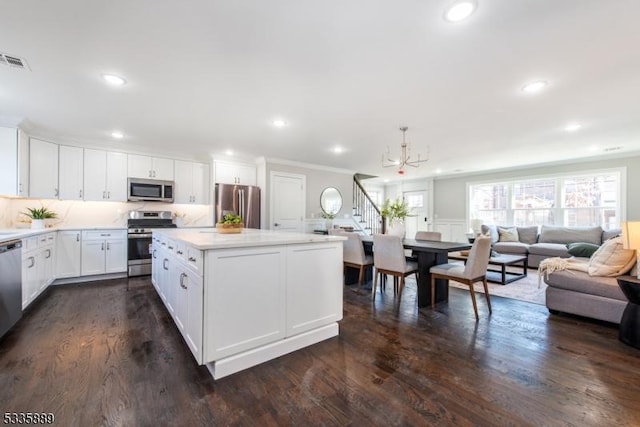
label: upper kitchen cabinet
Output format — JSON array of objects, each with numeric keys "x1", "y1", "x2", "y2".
[
  {"x1": 0, "y1": 127, "x2": 29, "y2": 197},
  {"x1": 84, "y1": 149, "x2": 128, "y2": 201},
  {"x1": 128, "y1": 154, "x2": 174, "y2": 181},
  {"x1": 213, "y1": 160, "x2": 256, "y2": 186},
  {"x1": 29, "y1": 138, "x2": 59, "y2": 199},
  {"x1": 174, "y1": 160, "x2": 210, "y2": 204},
  {"x1": 58, "y1": 145, "x2": 84, "y2": 200}
]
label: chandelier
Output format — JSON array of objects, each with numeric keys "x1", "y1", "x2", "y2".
[{"x1": 381, "y1": 126, "x2": 429, "y2": 174}]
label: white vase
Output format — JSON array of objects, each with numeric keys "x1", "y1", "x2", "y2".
[
  {"x1": 386, "y1": 221, "x2": 406, "y2": 238},
  {"x1": 31, "y1": 219, "x2": 45, "y2": 229}
]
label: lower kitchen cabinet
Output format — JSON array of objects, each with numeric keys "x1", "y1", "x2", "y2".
[
  {"x1": 81, "y1": 230, "x2": 127, "y2": 276},
  {"x1": 22, "y1": 233, "x2": 56, "y2": 309},
  {"x1": 56, "y1": 230, "x2": 82, "y2": 278}
]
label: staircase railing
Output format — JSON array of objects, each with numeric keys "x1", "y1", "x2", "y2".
[{"x1": 353, "y1": 175, "x2": 385, "y2": 235}]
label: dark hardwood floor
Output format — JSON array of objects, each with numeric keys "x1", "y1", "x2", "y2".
[{"x1": 1, "y1": 277, "x2": 639, "y2": 426}]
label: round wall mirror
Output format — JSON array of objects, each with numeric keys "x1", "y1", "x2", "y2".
[{"x1": 320, "y1": 187, "x2": 342, "y2": 216}]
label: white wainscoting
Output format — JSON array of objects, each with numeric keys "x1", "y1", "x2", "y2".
[{"x1": 433, "y1": 218, "x2": 468, "y2": 243}]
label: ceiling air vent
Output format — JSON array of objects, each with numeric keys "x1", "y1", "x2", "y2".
[
  {"x1": 0, "y1": 52, "x2": 30, "y2": 70},
  {"x1": 604, "y1": 146, "x2": 622, "y2": 152}
]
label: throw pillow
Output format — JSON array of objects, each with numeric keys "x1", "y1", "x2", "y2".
[
  {"x1": 566, "y1": 242, "x2": 600, "y2": 258},
  {"x1": 498, "y1": 226, "x2": 519, "y2": 242},
  {"x1": 516, "y1": 226, "x2": 538, "y2": 245},
  {"x1": 588, "y1": 236, "x2": 636, "y2": 277}
]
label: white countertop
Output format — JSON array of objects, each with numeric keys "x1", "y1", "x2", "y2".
[
  {"x1": 0, "y1": 226, "x2": 127, "y2": 244},
  {"x1": 154, "y1": 228, "x2": 346, "y2": 250}
]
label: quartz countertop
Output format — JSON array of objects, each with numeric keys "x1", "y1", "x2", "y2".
[
  {"x1": 154, "y1": 228, "x2": 346, "y2": 250},
  {"x1": 0, "y1": 226, "x2": 127, "y2": 244}
]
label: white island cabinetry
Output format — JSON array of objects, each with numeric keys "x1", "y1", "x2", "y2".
[{"x1": 153, "y1": 228, "x2": 344, "y2": 379}]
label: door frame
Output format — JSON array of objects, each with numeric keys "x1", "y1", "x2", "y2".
[{"x1": 269, "y1": 171, "x2": 306, "y2": 231}]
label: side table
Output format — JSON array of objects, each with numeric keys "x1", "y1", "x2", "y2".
[{"x1": 616, "y1": 275, "x2": 640, "y2": 349}]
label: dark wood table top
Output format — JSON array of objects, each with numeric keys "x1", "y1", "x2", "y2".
[{"x1": 360, "y1": 235, "x2": 471, "y2": 253}]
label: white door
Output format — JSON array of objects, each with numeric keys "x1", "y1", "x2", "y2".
[
  {"x1": 403, "y1": 190, "x2": 430, "y2": 240},
  {"x1": 29, "y1": 138, "x2": 59, "y2": 199},
  {"x1": 270, "y1": 172, "x2": 305, "y2": 232},
  {"x1": 58, "y1": 145, "x2": 84, "y2": 200}
]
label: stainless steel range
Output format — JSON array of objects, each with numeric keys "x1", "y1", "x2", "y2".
[{"x1": 127, "y1": 210, "x2": 176, "y2": 277}]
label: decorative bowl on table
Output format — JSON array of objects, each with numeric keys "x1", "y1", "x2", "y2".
[{"x1": 216, "y1": 223, "x2": 244, "y2": 234}]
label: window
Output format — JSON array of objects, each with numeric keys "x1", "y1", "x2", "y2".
[{"x1": 468, "y1": 169, "x2": 623, "y2": 230}]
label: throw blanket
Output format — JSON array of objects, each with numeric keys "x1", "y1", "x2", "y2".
[{"x1": 537, "y1": 257, "x2": 589, "y2": 288}]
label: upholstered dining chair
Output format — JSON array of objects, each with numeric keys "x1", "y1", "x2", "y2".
[
  {"x1": 414, "y1": 231, "x2": 442, "y2": 241},
  {"x1": 341, "y1": 232, "x2": 374, "y2": 292},
  {"x1": 372, "y1": 234, "x2": 419, "y2": 303},
  {"x1": 429, "y1": 236, "x2": 492, "y2": 320}
]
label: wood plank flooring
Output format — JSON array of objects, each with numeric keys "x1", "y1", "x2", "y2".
[{"x1": 1, "y1": 277, "x2": 639, "y2": 426}]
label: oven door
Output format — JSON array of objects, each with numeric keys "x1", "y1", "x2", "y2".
[{"x1": 128, "y1": 233, "x2": 152, "y2": 263}]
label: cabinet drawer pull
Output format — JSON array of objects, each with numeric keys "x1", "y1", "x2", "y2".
[
  {"x1": 176, "y1": 250, "x2": 183, "y2": 255},
  {"x1": 100, "y1": 233, "x2": 110, "y2": 237},
  {"x1": 179, "y1": 272, "x2": 187, "y2": 289},
  {"x1": 46, "y1": 249, "x2": 51, "y2": 259},
  {"x1": 188, "y1": 256, "x2": 196, "y2": 262},
  {"x1": 163, "y1": 259, "x2": 169, "y2": 270},
  {"x1": 168, "y1": 245, "x2": 174, "y2": 250},
  {"x1": 28, "y1": 256, "x2": 35, "y2": 268}
]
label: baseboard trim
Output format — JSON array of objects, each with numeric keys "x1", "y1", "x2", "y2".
[
  {"x1": 53, "y1": 272, "x2": 127, "y2": 285},
  {"x1": 206, "y1": 323, "x2": 339, "y2": 380}
]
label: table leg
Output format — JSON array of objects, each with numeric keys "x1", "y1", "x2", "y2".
[{"x1": 416, "y1": 251, "x2": 449, "y2": 308}]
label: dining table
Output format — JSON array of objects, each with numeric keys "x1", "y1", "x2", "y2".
[{"x1": 360, "y1": 236, "x2": 472, "y2": 308}]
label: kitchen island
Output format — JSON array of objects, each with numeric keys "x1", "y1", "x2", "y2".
[{"x1": 151, "y1": 228, "x2": 345, "y2": 379}]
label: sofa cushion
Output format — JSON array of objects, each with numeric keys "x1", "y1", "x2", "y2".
[
  {"x1": 602, "y1": 228, "x2": 622, "y2": 242},
  {"x1": 498, "y1": 226, "x2": 519, "y2": 242},
  {"x1": 493, "y1": 241, "x2": 529, "y2": 255},
  {"x1": 517, "y1": 226, "x2": 538, "y2": 245},
  {"x1": 539, "y1": 225, "x2": 603, "y2": 245},
  {"x1": 588, "y1": 236, "x2": 636, "y2": 277},
  {"x1": 529, "y1": 243, "x2": 569, "y2": 258},
  {"x1": 481, "y1": 224, "x2": 499, "y2": 244},
  {"x1": 566, "y1": 242, "x2": 600, "y2": 258},
  {"x1": 545, "y1": 270, "x2": 625, "y2": 301}
]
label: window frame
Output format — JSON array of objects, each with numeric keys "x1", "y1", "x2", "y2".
[{"x1": 466, "y1": 167, "x2": 626, "y2": 230}]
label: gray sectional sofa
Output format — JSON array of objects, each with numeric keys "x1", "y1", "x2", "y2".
[
  {"x1": 481, "y1": 224, "x2": 621, "y2": 268},
  {"x1": 543, "y1": 261, "x2": 628, "y2": 324}
]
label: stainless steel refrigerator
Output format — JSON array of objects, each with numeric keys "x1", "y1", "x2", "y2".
[{"x1": 215, "y1": 183, "x2": 261, "y2": 229}]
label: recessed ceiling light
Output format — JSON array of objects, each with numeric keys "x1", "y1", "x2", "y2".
[
  {"x1": 225, "y1": 150, "x2": 234, "y2": 156},
  {"x1": 332, "y1": 146, "x2": 343, "y2": 154},
  {"x1": 565, "y1": 123, "x2": 582, "y2": 132},
  {"x1": 383, "y1": 179, "x2": 390, "y2": 183},
  {"x1": 444, "y1": 1, "x2": 476, "y2": 23},
  {"x1": 111, "y1": 131, "x2": 124, "y2": 139},
  {"x1": 521, "y1": 80, "x2": 548, "y2": 94},
  {"x1": 102, "y1": 74, "x2": 126, "y2": 86},
  {"x1": 588, "y1": 145, "x2": 599, "y2": 152},
  {"x1": 435, "y1": 168, "x2": 443, "y2": 174},
  {"x1": 272, "y1": 119, "x2": 287, "y2": 128}
]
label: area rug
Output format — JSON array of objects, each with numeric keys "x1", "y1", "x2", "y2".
[{"x1": 448, "y1": 272, "x2": 546, "y2": 305}]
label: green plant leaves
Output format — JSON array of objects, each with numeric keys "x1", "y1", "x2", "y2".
[{"x1": 23, "y1": 206, "x2": 57, "y2": 219}]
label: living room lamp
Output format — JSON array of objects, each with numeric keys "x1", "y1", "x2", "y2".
[{"x1": 621, "y1": 221, "x2": 640, "y2": 279}]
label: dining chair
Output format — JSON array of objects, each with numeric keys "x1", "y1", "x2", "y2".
[
  {"x1": 429, "y1": 236, "x2": 492, "y2": 320},
  {"x1": 415, "y1": 231, "x2": 442, "y2": 241},
  {"x1": 341, "y1": 232, "x2": 374, "y2": 292},
  {"x1": 372, "y1": 234, "x2": 419, "y2": 303}
]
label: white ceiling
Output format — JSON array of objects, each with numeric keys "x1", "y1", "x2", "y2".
[{"x1": 1, "y1": 1, "x2": 639, "y2": 181}]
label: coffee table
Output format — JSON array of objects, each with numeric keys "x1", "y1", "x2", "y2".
[{"x1": 448, "y1": 252, "x2": 528, "y2": 285}]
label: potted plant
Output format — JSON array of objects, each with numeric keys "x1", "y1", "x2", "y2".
[
  {"x1": 23, "y1": 206, "x2": 57, "y2": 229},
  {"x1": 216, "y1": 213, "x2": 244, "y2": 234},
  {"x1": 380, "y1": 198, "x2": 410, "y2": 237}
]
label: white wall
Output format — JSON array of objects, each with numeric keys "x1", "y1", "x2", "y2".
[{"x1": 433, "y1": 155, "x2": 640, "y2": 224}]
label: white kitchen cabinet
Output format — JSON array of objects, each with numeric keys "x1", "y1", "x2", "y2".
[
  {"x1": 81, "y1": 230, "x2": 127, "y2": 276},
  {"x1": 29, "y1": 138, "x2": 59, "y2": 199},
  {"x1": 0, "y1": 127, "x2": 29, "y2": 197},
  {"x1": 128, "y1": 154, "x2": 174, "y2": 180},
  {"x1": 56, "y1": 230, "x2": 82, "y2": 278},
  {"x1": 174, "y1": 262, "x2": 203, "y2": 361},
  {"x1": 174, "y1": 160, "x2": 210, "y2": 204},
  {"x1": 214, "y1": 160, "x2": 256, "y2": 186},
  {"x1": 83, "y1": 149, "x2": 127, "y2": 201},
  {"x1": 58, "y1": 145, "x2": 84, "y2": 200},
  {"x1": 22, "y1": 233, "x2": 56, "y2": 309}
]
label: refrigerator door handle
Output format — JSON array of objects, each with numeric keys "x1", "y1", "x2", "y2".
[{"x1": 239, "y1": 189, "x2": 245, "y2": 221}]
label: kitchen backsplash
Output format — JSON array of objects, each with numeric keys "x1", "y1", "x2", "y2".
[{"x1": 2, "y1": 198, "x2": 213, "y2": 229}]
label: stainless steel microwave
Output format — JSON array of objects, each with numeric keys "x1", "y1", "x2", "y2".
[{"x1": 127, "y1": 178, "x2": 174, "y2": 203}]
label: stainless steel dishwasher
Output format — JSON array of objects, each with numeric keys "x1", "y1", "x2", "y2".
[{"x1": 0, "y1": 239, "x2": 22, "y2": 339}]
